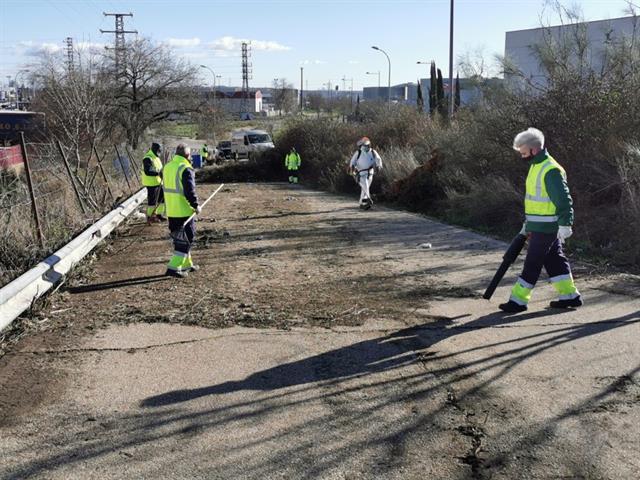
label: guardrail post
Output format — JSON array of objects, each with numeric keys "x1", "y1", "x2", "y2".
[{"x1": 19, "y1": 131, "x2": 45, "y2": 248}]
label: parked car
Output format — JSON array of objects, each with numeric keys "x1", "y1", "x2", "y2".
[
  {"x1": 215, "y1": 140, "x2": 232, "y2": 162},
  {"x1": 230, "y1": 129, "x2": 275, "y2": 160}
]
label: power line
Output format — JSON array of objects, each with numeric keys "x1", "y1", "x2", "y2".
[
  {"x1": 65, "y1": 36, "x2": 74, "y2": 73},
  {"x1": 241, "y1": 42, "x2": 252, "y2": 115},
  {"x1": 100, "y1": 11, "x2": 137, "y2": 74}
]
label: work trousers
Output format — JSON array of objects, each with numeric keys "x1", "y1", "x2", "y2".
[
  {"x1": 167, "y1": 217, "x2": 195, "y2": 272},
  {"x1": 357, "y1": 170, "x2": 373, "y2": 204},
  {"x1": 287, "y1": 168, "x2": 299, "y2": 183},
  {"x1": 146, "y1": 186, "x2": 165, "y2": 217},
  {"x1": 510, "y1": 232, "x2": 579, "y2": 305}
]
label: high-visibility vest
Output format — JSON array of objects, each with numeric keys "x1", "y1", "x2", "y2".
[
  {"x1": 285, "y1": 152, "x2": 301, "y2": 169},
  {"x1": 163, "y1": 155, "x2": 194, "y2": 217},
  {"x1": 141, "y1": 150, "x2": 163, "y2": 187},
  {"x1": 524, "y1": 154, "x2": 566, "y2": 223},
  {"x1": 200, "y1": 146, "x2": 209, "y2": 158}
]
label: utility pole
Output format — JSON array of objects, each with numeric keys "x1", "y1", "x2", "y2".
[
  {"x1": 341, "y1": 76, "x2": 353, "y2": 106},
  {"x1": 350, "y1": 78, "x2": 354, "y2": 110},
  {"x1": 100, "y1": 12, "x2": 137, "y2": 74},
  {"x1": 241, "y1": 42, "x2": 252, "y2": 118},
  {"x1": 448, "y1": 0, "x2": 455, "y2": 117},
  {"x1": 300, "y1": 67, "x2": 304, "y2": 112},
  {"x1": 372, "y1": 46, "x2": 391, "y2": 110},
  {"x1": 65, "y1": 37, "x2": 74, "y2": 74}
]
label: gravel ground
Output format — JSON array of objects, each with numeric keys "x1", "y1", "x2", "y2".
[{"x1": 0, "y1": 182, "x2": 638, "y2": 479}]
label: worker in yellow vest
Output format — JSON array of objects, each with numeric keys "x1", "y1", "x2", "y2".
[
  {"x1": 200, "y1": 144, "x2": 209, "y2": 166},
  {"x1": 499, "y1": 128, "x2": 582, "y2": 313},
  {"x1": 141, "y1": 142, "x2": 166, "y2": 223},
  {"x1": 162, "y1": 144, "x2": 201, "y2": 278},
  {"x1": 285, "y1": 146, "x2": 302, "y2": 183}
]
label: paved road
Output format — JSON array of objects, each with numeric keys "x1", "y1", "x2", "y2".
[{"x1": 1, "y1": 183, "x2": 638, "y2": 479}]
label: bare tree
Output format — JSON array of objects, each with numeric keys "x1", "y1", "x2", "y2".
[
  {"x1": 271, "y1": 78, "x2": 297, "y2": 115},
  {"x1": 31, "y1": 50, "x2": 114, "y2": 168},
  {"x1": 307, "y1": 93, "x2": 325, "y2": 117},
  {"x1": 106, "y1": 38, "x2": 202, "y2": 148}
]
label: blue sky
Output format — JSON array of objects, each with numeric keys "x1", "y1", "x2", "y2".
[{"x1": 0, "y1": 0, "x2": 636, "y2": 90}]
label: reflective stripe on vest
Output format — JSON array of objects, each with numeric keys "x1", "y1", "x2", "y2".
[
  {"x1": 525, "y1": 214, "x2": 559, "y2": 222},
  {"x1": 163, "y1": 164, "x2": 187, "y2": 194}
]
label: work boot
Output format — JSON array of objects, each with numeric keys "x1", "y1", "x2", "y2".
[
  {"x1": 187, "y1": 265, "x2": 200, "y2": 272},
  {"x1": 549, "y1": 295, "x2": 583, "y2": 309},
  {"x1": 165, "y1": 269, "x2": 188, "y2": 279},
  {"x1": 498, "y1": 300, "x2": 527, "y2": 313}
]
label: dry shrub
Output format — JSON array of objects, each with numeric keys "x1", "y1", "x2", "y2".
[
  {"x1": 1, "y1": 143, "x2": 137, "y2": 286},
  {"x1": 605, "y1": 144, "x2": 640, "y2": 265},
  {"x1": 441, "y1": 173, "x2": 523, "y2": 234}
]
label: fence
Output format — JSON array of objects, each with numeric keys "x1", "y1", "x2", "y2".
[{"x1": 0, "y1": 134, "x2": 145, "y2": 286}]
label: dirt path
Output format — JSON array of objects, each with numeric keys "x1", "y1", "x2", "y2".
[{"x1": 1, "y1": 183, "x2": 639, "y2": 479}]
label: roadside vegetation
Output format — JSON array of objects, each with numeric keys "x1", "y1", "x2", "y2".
[
  {"x1": 206, "y1": 7, "x2": 640, "y2": 269},
  {"x1": 1, "y1": 38, "x2": 202, "y2": 287}
]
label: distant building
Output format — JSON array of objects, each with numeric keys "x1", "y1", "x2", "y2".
[
  {"x1": 216, "y1": 90, "x2": 263, "y2": 115},
  {"x1": 505, "y1": 15, "x2": 638, "y2": 86},
  {"x1": 363, "y1": 79, "x2": 501, "y2": 109},
  {"x1": 363, "y1": 83, "x2": 413, "y2": 103}
]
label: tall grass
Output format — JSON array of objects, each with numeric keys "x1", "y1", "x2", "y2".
[{"x1": 0, "y1": 144, "x2": 135, "y2": 286}]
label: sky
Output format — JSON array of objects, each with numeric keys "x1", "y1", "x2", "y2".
[{"x1": 0, "y1": 0, "x2": 637, "y2": 91}]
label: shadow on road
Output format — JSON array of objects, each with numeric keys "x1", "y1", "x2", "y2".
[
  {"x1": 6, "y1": 303, "x2": 639, "y2": 479},
  {"x1": 139, "y1": 308, "x2": 616, "y2": 408},
  {"x1": 66, "y1": 274, "x2": 170, "y2": 294}
]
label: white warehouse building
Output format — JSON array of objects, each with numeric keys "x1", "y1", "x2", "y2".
[{"x1": 505, "y1": 15, "x2": 639, "y2": 86}]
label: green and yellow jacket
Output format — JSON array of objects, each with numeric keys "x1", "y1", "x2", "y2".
[{"x1": 524, "y1": 149, "x2": 574, "y2": 234}]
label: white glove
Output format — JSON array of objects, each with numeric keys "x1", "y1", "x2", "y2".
[
  {"x1": 557, "y1": 226, "x2": 572, "y2": 242},
  {"x1": 518, "y1": 222, "x2": 526, "y2": 235},
  {"x1": 195, "y1": 206, "x2": 202, "y2": 215}
]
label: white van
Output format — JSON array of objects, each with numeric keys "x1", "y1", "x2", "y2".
[{"x1": 230, "y1": 129, "x2": 275, "y2": 160}]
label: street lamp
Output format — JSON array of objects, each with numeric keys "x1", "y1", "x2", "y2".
[
  {"x1": 416, "y1": 61, "x2": 431, "y2": 84},
  {"x1": 200, "y1": 64, "x2": 216, "y2": 90},
  {"x1": 200, "y1": 65, "x2": 218, "y2": 131},
  {"x1": 14, "y1": 69, "x2": 30, "y2": 110},
  {"x1": 448, "y1": 0, "x2": 455, "y2": 116},
  {"x1": 365, "y1": 71, "x2": 380, "y2": 89},
  {"x1": 371, "y1": 46, "x2": 391, "y2": 109}
]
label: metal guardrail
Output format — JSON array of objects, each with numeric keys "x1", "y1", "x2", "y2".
[{"x1": 0, "y1": 188, "x2": 146, "y2": 332}]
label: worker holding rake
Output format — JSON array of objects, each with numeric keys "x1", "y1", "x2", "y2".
[
  {"x1": 162, "y1": 144, "x2": 201, "y2": 278},
  {"x1": 141, "y1": 142, "x2": 166, "y2": 223}
]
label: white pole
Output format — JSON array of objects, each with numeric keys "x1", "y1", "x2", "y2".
[{"x1": 182, "y1": 183, "x2": 225, "y2": 227}]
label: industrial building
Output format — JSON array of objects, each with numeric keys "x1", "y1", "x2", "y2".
[{"x1": 505, "y1": 15, "x2": 638, "y2": 86}]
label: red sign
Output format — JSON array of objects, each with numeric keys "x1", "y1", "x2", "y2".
[{"x1": 0, "y1": 145, "x2": 24, "y2": 170}]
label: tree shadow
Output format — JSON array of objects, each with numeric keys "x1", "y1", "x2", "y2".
[
  {"x1": 6, "y1": 311, "x2": 639, "y2": 479},
  {"x1": 66, "y1": 274, "x2": 170, "y2": 293},
  {"x1": 138, "y1": 309, "x2": 575, "y2": 408}
]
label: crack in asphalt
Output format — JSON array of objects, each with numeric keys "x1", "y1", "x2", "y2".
[{"x1": 6, "y1": 318, "x2": 627, "y2": 356}]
